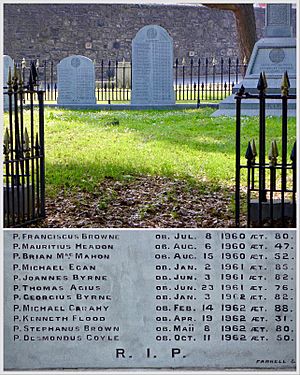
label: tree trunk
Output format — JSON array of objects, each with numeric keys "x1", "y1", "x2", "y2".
[{"x1": 205, "y1": 4, "x2": 257, "y2": 61}]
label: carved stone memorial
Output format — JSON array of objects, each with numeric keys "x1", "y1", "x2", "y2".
[
  {"x1": 57, "y1": 55, "x2": 96, "y2": 105},
  {"x1": 131, "y1": 25, "x2": 175, "y2": 106},
  {"x1": 4, "y1": 229, "x2": 296, "y2": 371},
  {"x1": 3, "y1": 55, "x2": 14, "y2": 111},
  {"x1": 117, "y1": 60, "x2": 131, "y2": 89},
  {"x1": 214, "y1": 4, "x2": 296, "y2": 116}
]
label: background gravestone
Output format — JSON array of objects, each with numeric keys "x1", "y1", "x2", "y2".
[
  {"x1": 213, "y1": 3, "x2": 296, "y2": 117},
  {"x1": 116, "y1": 60, "x2": 131, "y2": 89},
  {"x1": 3, "y1": 55, "x2": 14, "y2": 111},
  {"x1": 57, "y1": 55, "x2": 96, "y2": 105},
  {"x1": 131, "y1": 25, "x2": 175, "y2": 106}
]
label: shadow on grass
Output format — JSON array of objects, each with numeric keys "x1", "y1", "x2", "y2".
[
  {"x1": 45, "y1": 159, "x2": 227, "y2": 196},
  {"x1": 45, "y1": 108, "x2": 296, "y2": 158}
]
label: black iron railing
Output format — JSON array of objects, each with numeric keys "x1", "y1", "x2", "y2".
[
  {"x1": 16, "y1": 57, "x2": 247, "y2": 104},
  {"x1": 3, "y1": 62, "x2": 45, "y2": 227},
  {"x1": 235, "y1": 71, "x2": 296, "y2": 228}
]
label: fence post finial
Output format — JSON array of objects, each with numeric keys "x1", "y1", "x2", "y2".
[
  {"x1": 237, "y1": 84, "x2": 245, "y2": 97},
  {"x1": 7, "y1": 67, "x2": 13, "y2": 90},
  {"x1": 257, "y1": 71, "x2": 268, "y2": 94},
  {"x1": 13, "y1": 64, "x2": 19, "y2": 85},
  {"x1": 18, "y1": 67, "x2": 23, "y2": 88},
  {"x1": 251, "y1": 139, "x2": 257, "y2": 158},
  {"x1": 24, "y1": 128, "x2": 30, "y2": 158},
  {"x1": 21, "y1": 57, "x2": 26, "y2": 69},
  {"x1": 4, "y1": 128, "x2": 10, "y2": 159},
  {"x1": 245, "y1": 141, "x2": 254, "y2": 162},
  {"x1": 290, "y1": 141, "x2": 296, "y2": 165},
  {"x1": 268, "y1": 140, "x2": 278, "y2": 166},
  {"x1": 35, "y1": 133, "x2": 40, "y2": 156},
  {"x1": 281, "y1": 71, "x2": 290, "y2": 96},
  {"x1": 28, "y1": 69, "x2": 33, "y2": 90}
]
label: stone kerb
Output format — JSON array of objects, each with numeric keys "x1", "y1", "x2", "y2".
[
  {"x1": 3, "y1": 55, "x2": 14, "y2": 111},
  {"x1": 57, "y1": 55, "x2": 96, "y2": 105},
  {"x1": 131, "y1": 25, "x2": 175, "y2": 106}
]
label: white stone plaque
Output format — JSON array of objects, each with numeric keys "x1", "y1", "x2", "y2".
[
  {"x1": 4, "y1": 229, "x2": 296, "y2": 370},
  {"x1": 131, "y1": 25, "x2": 175, "y2": 105},
  {"x1": 3, "y1": 55, "x2": 14, "y2": 111},
  {"x1": 248, "y1": 44, "x2": 296, "y2": 77},
  {"x1": 57, "y1": 55, "x2": 96, "y2": 105}
]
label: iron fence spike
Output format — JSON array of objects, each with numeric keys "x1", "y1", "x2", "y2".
[
  {"x1": 35, "y1": 133, "x2": 40, "y2": 156},
  {"x1": 257, "y1": 71, "x2": 267, "y2": 93},
  {"x1": 4, "y1": 128, "x2": 10, "y2": 155},
  {"x1": 21, "y1": 57, "x2": 26, "y2": 69},
  {"x1": 7, "y1": 67, "x2": 12, "y2": 88},
  {"x1": 24, "y1": 129, "x2": 31, "y2": 158},
  {"x1": 245, "y1": 141, "x2": 254, "y2": 161},
  {"x1": 268, "y1": 140, "x2": 278, "y2": 166},
  {"x1": 18, "y1": 68, "x2": 23, "y2": 87},
  {"x1": 13, "y1": 64, "x2": 19, "y2": 86},
  {"x1": 281, "y1": 71, "x2": 290, "y2": 96},
  {"x1": 237, "y1": 84, "x2": 245, "y2": 96},
  {"x1": 30, "y1": 61, "x2": 38, "y2": 85},
  {"x1": 290, "y1": 141, "x2": 296, "y2": 163},
  {"x1": 273, "y1": 140, "x2": 279, "y2": 157},
  {"x1": 262, "y1": 71, "x2": 268, "y2": 88},
  {"x1": 251, "y1": 139, "x2": 257, "y2": 157},
  {"x1": 28, "y1": 70, "x2": 33, "y2": 89},
  {"x1": 13, "y1": 63, "x2": 17, "y2": 78}
]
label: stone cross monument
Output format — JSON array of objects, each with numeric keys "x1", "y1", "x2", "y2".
[
  {"x1": 263, "y1": 3, "x2": 293, "y2": 37},
  {"x1": 213, "y1": 3, "x2": 296, "y2": 117}
]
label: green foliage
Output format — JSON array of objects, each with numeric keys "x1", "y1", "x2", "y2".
[{"x1": 4, "y1": 108, "x2": 296, "y2": 196}]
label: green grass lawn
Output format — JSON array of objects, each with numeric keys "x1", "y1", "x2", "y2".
[{"x1": 3, "y1": 107, "x2": 296, "y2": 198}]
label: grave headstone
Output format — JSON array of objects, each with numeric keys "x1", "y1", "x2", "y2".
[
  {"x1": 116, "y1": 60, "x2": 131, "y2": 89},
  {"x1": 131, "y1": 25, "x2": 175, "y2": 106},
  {"x1": 57, "y1": 55, "x2": 96, "y2": 105},
  {"x1": 213, "y1": 4, "x2": 296, "y2": 117},
  {"x1": 3, "y1": 55, "x2": 14, "y2": 112}
]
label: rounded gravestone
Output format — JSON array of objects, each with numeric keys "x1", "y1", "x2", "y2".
[
  {"x1": 3, "y1": 55, "x2": 14, "y2": 111},
  {"x1": 57, "y1": 55, "x2": 96, "y2": 105},
  {"x1": 131, "y1": 25, "x2": 175, "y2": 106}
]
